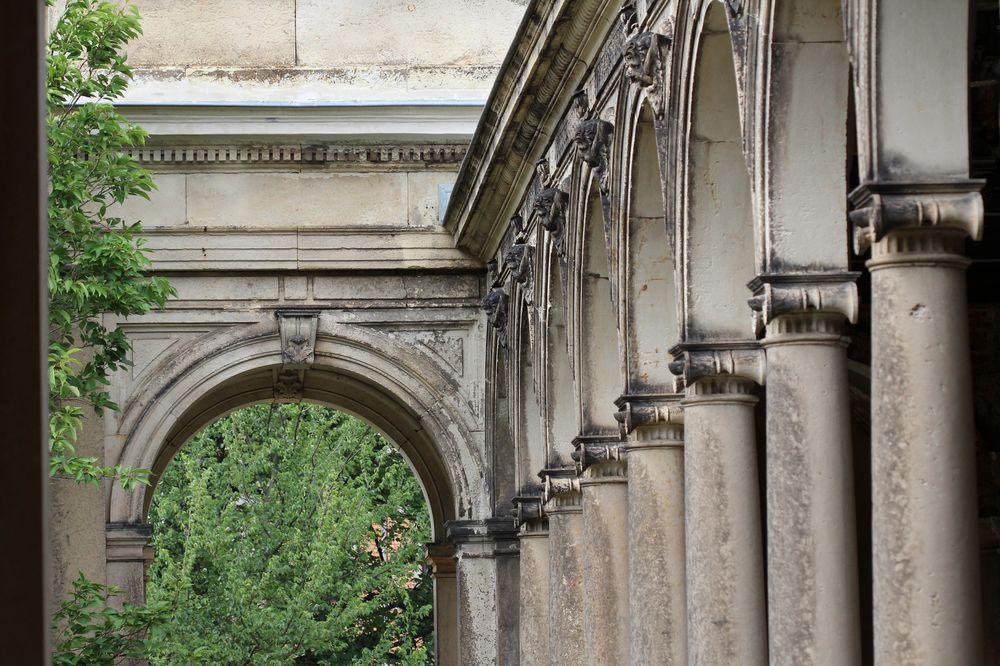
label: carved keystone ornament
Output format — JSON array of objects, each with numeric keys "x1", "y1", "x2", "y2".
[
  {"x1": 624, "y1": 31, "x2": 670, "y2": 118},
  {"x1": 574, "y1": 119, "x2": 614, "y2": 194},
  {"x1": 482, "y1": 287, "x2": 510, "y2": 348},
  {"x1": 533, "y1": 187, "x2": 568, "y2": 259},
  {"x1": 274, "y1": 310, "x2": 320, "y2": 401}
]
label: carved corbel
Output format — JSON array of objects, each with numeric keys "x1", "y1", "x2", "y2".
[
  {"x1": 668, "y1": 343, "x2": 765, "y2": 388},
  {"x1": 624, "y1": 31, "x2": 670, "y2": 118},
  {"x1": 533, "y1": 187, "x2": 568, "y2": 259},
  {"x1": 614, "y1": 393, "x2": 684, "y2": 437},
  {"x1": 482, "y1": 287, "x2": 510, "y2": 348},
  {"x1": 848, "y1": 181, "x2": 984, "y2": 256},
  {"x1": 747, "y1": 274, "x2": 860, "y2": 338},
  {"x1": 574, "y1": 119, "x2": 614, "y2": 195}
]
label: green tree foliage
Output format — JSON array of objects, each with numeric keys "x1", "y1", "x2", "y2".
[
  {"x1": 145, "y1": 404, "x2": 434, "y2": 665},
  {"x1": 47, "y1": 0, "x2": 174, "y2": 488},
  {"x1": 47, "y1": 2, "x2": 174, "y2": 662}
]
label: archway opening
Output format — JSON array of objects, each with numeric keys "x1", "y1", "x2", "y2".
[
  {"x1": 577, "y1": 182, "x2": 623, "y2": 433},
  {"x1": 516, "y1": 302, "x2": 545, "y2": 492},
  {"x1": 626, "y1": 103, "x2": 678, "y2": 391},
  {"x1": 684, "y1": 1, "x2": 755, "y2": 342},
  {"x1": 144, "y1": 402, "x2": 434, "y2": 664},
  {"x1": 543, "y1": 254, "x2": 577, "y2": 466}
]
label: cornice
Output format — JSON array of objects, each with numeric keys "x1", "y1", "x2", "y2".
[
  {"x1": 443, "y1": 0, "x2": 622, "y2": 260},
  {"x1": 118, "y1": 103, "x2": 485, "y2": 143},
  {"x1": 124, "y1": 143, "x2": 467, "y2": 171}
]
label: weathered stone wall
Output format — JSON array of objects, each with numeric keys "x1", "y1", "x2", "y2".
[{"x1": 51, "y1": 0, "x2": 528, "y2": 103}]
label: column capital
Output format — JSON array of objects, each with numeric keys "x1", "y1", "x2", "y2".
[
  {"x1": 747, "y1": 273, "x2": 859, "y2": 339},
  {"x1": 541, "y1": 468, "x2": 582, "y2": 513},
  {"x1": 445, "y1": 519, "x2": 520, "y2": 558},
  {"x1": 669, "y1": 342, "x2": 765, "y2": 389},
  {"x1": 106, "y1": 522, "x2": 153, "y2": 564},
  {"x1": 571, "y1": 433, "x2": 625, "y2": 474},
  {"x1": 425, "y1": 542, "x2": 457, "y2": 577},
  {"x1": 512, "y1": 492, "x2": 546, "y2": 526},
  {"x1": 613, "y1": 392, "x2": 684, "y2": 437},
  {"x1": 849, "y1": 180, "x2": 984, "y2": 257}
]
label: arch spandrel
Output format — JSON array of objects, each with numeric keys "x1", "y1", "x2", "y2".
[{"x1": 108, "y1": 317, "x2": 488, "y2": 542}]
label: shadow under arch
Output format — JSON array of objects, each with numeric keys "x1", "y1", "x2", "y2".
[{"x1": 109, "y1": 316, "x2": 487, "y2": 543}]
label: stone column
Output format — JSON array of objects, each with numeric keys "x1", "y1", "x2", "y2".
[
  {"x1": 616, "y1": 397, "x2": 686, "y2": 665},
  {"x1": 575, "y1": 437, "x2": 629, "y2": 665},
  {"x1": 448, "y1": 520, "x2": 518, "y2": 666},
  {"x1": 850, "y1": 183, "x2": 984, "y2": 665},
  {"x1": 426, "y1": 543, "x2": 459, "y2": 666},
  {"x1": 673, "y1": 347, "x2": 767, "y2": 666},
  {"x1": 749, "y1": 277, "x2": 863, "y2": 666},
  {"x1": 542, "y1": 472, "x2": 584, "y2": 665},
  {"x1": 516, "y1": 496, "x2": 550, "y2": 666},
  {"x1": 105, "y1": 523, "x2": 153, "y2": 609}
]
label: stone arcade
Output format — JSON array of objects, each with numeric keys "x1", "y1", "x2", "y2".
[{"x1": 43, "y1": 0, "x2": 1000, "y2": 664}]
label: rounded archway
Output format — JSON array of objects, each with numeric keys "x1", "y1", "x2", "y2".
[{"x1": 109, "y1": 316, "x2": 486, "y2": 540}]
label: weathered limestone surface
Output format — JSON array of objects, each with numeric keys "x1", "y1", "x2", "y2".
[
  {"x1": 627, "y1": 424, "x2": 686, "y2": 665},
  {"x1": 579, "y1": 461, "x2": 629, "y2": 665},
  {"x1": 518, "y1": 522, "x2": 549, "y2": 666}
]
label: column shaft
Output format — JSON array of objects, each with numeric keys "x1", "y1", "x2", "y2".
[
  {"x1": 519, "y1": 520, "x2": 550, "y2": 666},
  {"x1": 580, "y1": 461, "x2": 629, "y2": 664},
  {"x1": 628, "y1": 423, "x2": 686, "y2": 665},
  {"x1": 427, "y1": 544, "x2": 459, "y2": 666},
  {"x1": 683, "y1": 378, "x2": 767, "y2": 666},
  {"x1": 546, "y1": 492, "x2": 584, "y2": 665},
  {"x1": 869, "y1": 231, "x2": 983, "y2": 665},
  {"x1": 763, "y1": 315, "x2": 861, "y2": 666}
]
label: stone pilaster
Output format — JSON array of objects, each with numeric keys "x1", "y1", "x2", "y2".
[
  {"x1": 105, "y1": 523, "x2": 153, "y2": 609},
  {"x1": 617, "y1": 395, "x2": 686, "y2": 665},
  {"x1": 542, "y1": 470, "x2": 584, "y2": 665},
  {"x1": 446, "y1": 519, "x2": 518, "y2": 666},
  {"x1": 516, "y1": 496, "x2": 550, "y2": 666},
  {"x1": 426, "y1": 543, "x2": 459, "y2": 666},
  {"x1": 851, "y1": 181, "x2": 985, "y2": 665},
  {"x1": 749, "y1": 275, "x2": 863, "y2": 666},
  {"x1": 673, "y1": 346, "x2": 767, "y2": 666},
  {"x1": 575, "y1": 436, "x2": 629, "y2": 665}
]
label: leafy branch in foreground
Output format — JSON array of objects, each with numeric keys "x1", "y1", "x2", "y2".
[
  {"x1": 52, "y1": 574, "x2": 170, "y2": 666},
  {"x1": 47, "y1": 0, "x2": 174, "y2": 488}
]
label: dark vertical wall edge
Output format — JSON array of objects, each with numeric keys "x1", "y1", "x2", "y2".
[{"x1": 0, "y1": 1, "x2": 50, "y2": 662}]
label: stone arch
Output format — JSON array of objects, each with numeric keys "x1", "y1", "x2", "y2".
[
  {"x1": 109, "y1": 316, "x2": 487, "y2": 542},
  {"x1": 512, "y1": 299, "x2": 544, "y2": 492},
  {"x1": 755, "y1": 0, "x2": 850, "y2": 273},
  {"x1": 538, "y1": 242, "x2": 577, "y2": 467},
  {"x1": 570, "y1": 175, "x2": 624, "y2": 434},
  {"x1": 617, "y1": 95, "x2": 679, "y2": 393},
  {"x1": 677, "y1": 0, "x2": 757, "y2": 342}
]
